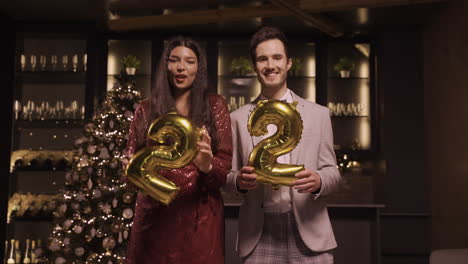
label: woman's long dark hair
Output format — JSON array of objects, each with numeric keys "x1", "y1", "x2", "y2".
[{"x1": 148, "y1": 36, "x2": 218, "y2": 152}]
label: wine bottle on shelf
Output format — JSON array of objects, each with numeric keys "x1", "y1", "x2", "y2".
[
  {"x1": 34, "y1": 239, "x2": 43, "y2": 264},
  {"x1": 31, "y1": 240, "x2": 37, "y2": 264},
  {"x1": 7, "y1": 239, "x2": 15, "y2": 264},
  {"x1": 14, "y1": 158, "x2": 24, "y2": 169},
  {"x1": 14, "y1": 239, "x2": 21, "y2": 264},
  {"x1": 4, "y1": 240, "x2": 9, "y2": 264},
  {"x1": 28, "y1": 158, "x2": 40, "y2": 169},
  {"x1": 43, "y1": 158, "x2": 54, "y2": 170},
  {"x1": 23, "y1": 239, "x2": 31, "y2": 264},
  {"x1": 56, "y1": 158, "x2": 69, "y2": 170}
]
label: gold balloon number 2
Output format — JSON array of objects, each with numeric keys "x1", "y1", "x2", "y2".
[
  {"x1": 248, "y1": 100, "x2": 304, "y2": 187},
  {"x1": 125, "y1": 112, "x2": 201, "y2": 205}
]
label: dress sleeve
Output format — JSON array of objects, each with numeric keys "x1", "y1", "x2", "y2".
[
  {"x1": 122, "y1": 103, "x2": 147, "y2": 190},
  {"x1": 125, "y1": 106, "x2": 141, "y2": 158},
  {"x1": 199, "y1": 95, "x2": 233, "y2": 191}
]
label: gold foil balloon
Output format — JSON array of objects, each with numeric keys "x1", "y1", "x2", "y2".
[
  {"x1": 125, "y1": 112, "x2": 202, "y2": 205},
  {"x1": 248, "y1": 100, "x2": 304, "y2": 187}
]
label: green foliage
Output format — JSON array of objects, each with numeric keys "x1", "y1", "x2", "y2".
[
  {"x1": 230, "y1": 56, "x2": 254, "y2": 76},
  {"x1": 121, "y1": 55, "x2": 141, "y2": 69},
  {"x1": 333, "y1": 57, "x2": 355, "y2": 72},
  {"x1": 290, "y1": 57, "x2": 303, "y2": 75}
]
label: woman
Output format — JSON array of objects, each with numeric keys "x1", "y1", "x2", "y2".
[{"x1": 125, "y1": 36, "x2": 232, "y2": 264}]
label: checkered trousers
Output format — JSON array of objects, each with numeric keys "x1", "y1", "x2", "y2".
[{"x1": 242, "y1": 211, "x2": 334, "y2": 264}]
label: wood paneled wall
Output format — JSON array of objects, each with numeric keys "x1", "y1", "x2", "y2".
[
  {"x1": 377, "y1": 29, "x2": 431, "y2": 264},
  {"x1": 423, "y1": 0, "x2": 468, "y2": 250},
  {"x1": 0, "y1": 14, "x2": 15, "y2": 262}
]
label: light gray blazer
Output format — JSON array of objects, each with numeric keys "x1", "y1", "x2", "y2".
[{"x1": 225, "y1": 91, "x2": 341, "y2": 257}]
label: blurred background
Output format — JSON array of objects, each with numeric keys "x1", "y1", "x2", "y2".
[{"x1": 1, "y1": 0, "x2": 467, "y2": 263}]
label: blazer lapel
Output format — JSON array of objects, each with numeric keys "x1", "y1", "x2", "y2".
[{"x1": 249, "y1": 96, "x2": 263, "y2": 150}]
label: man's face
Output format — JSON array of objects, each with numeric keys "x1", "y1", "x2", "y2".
[{"x1": 254, "y1": 39, "x2": 292, "y2": 92}]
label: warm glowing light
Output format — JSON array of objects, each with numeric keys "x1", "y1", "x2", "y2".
[
  {"x1": 107, "y1": 52, "x2": 118, "y2": 91},
  {"x1": 304, "y1": 56, "x2": 316, "y2": 102},
  {"x1": 217, "y1": 52, "x2": 225, "y2": 95},
  {"x1": 305, "y1": 83, "x2": 316, "y2": 103},
  {"x1": 358, "y1": 80, "x2": 370, "y2": 116},
  {"x1": 357, "y1": 8, "x2": 369, "y2": 25},
  {"x1": 107, "y1": 53, "x2": 118, "y2": 75},
  {"x1": 359, "y1": 118, "x2": 371, "y2": 149},
  {"x1": 305, "y1": 56, "x2": 316, "y2": 78},
  {"x1": 358, "y1": 61, "x2": 370, "y2": 78}
]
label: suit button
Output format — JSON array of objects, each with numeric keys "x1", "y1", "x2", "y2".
[{"x1": 260, "y1": 203, "x2": 264, "y2": 208}]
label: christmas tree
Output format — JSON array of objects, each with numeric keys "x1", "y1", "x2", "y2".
[{"x1": 45, "y1": 72, "x2": 141, "y2": 264}]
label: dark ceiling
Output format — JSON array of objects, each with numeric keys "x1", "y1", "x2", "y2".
[{"x1": 0, "y1": 0, "x2": 447, "y2": 36}]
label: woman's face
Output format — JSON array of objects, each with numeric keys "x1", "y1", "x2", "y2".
[{"x1": 167, "y1": 46, "x2": 199, "y2": 91}]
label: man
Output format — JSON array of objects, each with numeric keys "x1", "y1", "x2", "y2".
[{"x1": 225, "y1": 27, "x2": 341, "y2": 263}]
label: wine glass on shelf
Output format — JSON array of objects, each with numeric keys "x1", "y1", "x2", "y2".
[
  {"x1": 229, "y1": 96, "x2": 237, "y2": 111},
  {"x1": 37, "y1": 104, "x2": 44, "y2": 120},
  {"x1": 83, "y1": 53, "x2": 87, "y2": 72},
  {"x1": 62, "y1": 55, "x2": 68, "y2": 71},
  {"x1": 238, "y1": 97, "x2": 245, "y2": 108},
  {"x1": 13, "y1": 100, "x2": 21, "y2": 120},
  {"x1": 20, "y1": 54, "x2": 26, "y2": 71},
  {"x1": 22, "y1": 105, "x2": 28, "y2": 120},
  {"x1": 44, "y1": 101, "x2": 51, "y2": 119},
  {"x1": 64, "y1": 106, "x2": 72, "y2": 119},
  {"x1": 50, "y1": 106, "x2": 57, "y2": 119},
  {"x1": 81, "y1": 105, "x2": 85, "y2": 119},
  {"x1": 51, "y1": 55, "x2": 58, "y2": 71},
  {"x1": 71, "y1": 100, "x2": 78, "y2": 119},
  {"x1": 345, "y1": 103, "x2": 353, "y2": 116},
  {"x1": 30, "y1": 54, "x2": 37, "y2": 72},
  {"x1": 72, "y1": 54, "x2": 78, "y2": 72},
  {"x1": 327, "y1": 102, "x2": 335, "y2": 116},
  {"x1": 357, "y1": 103, "x2": 364, "y2": 116},
  {"x1": 40, "y1": 55, "x2": 47, "y2": 71},
  {"x1": 26, "y1": 100, "x2": 35, "y2": 121},
  {"x1": 56, "y1": 100, "x2": 64, "y2": 119}
]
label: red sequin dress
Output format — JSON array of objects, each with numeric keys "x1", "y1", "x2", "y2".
[{"x1": 125, "y1": 94, "x2": 232, "y2": 264}]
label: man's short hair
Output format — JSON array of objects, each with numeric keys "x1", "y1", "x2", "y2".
[{"x1": 250, "y1": 26, "x2": 289, "y2": 63}]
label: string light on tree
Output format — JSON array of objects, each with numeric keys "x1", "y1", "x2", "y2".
[{"x1": 45, "y1": 67, "x2": 141, "y2": 263}]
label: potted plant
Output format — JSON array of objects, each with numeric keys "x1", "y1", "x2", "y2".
[
  {"x1": 290, "y1": 57, "x2": 303, "y2": 76},
  {"x1": 334, "y1": 57, "x2": 355, "y2": 78},
  {"x1": 121, "y1": 55, "x2": 141, "y2": 75},
  {"x1": 230, "y1": 56, "x2": 254, "y2": 76}
]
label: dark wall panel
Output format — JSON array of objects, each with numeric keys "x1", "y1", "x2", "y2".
[
  {"x1": 377, "y1": 30, "x2": 430, "y2": 264},
  {"x1": 0, "y1": 14, "x2": 15, "y2": 262}
]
